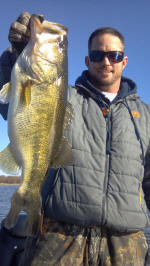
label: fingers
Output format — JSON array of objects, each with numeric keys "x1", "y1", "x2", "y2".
[
  {"x1": 8, "y1": 12, "x2": 45, "y2": 55},
  {"x1": 9, "y1": 22, "x2": 30, "y2": 43},
  {"x1": 8, "y1": 12, "x2": 31, "y2": 45},
  {"x1": 16, "y1": 11, "x2": 31, "y2": 26}
]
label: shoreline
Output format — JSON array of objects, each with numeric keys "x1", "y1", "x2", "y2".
[{"x1": 0, "y1": 183, "x2": 19, "y2": 186}]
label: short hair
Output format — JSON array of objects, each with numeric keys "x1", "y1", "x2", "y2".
[{"x1": 88, "y1": 27, "x2": 125, "y2": 52}]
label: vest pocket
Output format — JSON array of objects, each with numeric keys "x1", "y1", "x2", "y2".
[{"x1": 44, "y1": 168, "x2": 61, "y2": 207}]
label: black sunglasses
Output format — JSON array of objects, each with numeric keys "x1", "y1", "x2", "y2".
[{"x1": 89, "y1": 50, "x2": 124, "y2": 63}]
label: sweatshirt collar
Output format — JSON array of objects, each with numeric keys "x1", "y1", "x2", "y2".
[{"x1": 75, "y1": 70, "x2": 138, "y2": 103}]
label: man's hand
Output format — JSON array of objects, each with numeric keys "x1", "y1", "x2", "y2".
[
  {"x1": 8, "y1": 12, "x2": 31, "y2": 54},
  {"x1": 8, "y1": 12, "x2": 44, "y2": 55}
]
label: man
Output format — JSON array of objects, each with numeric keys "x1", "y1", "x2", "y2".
[{"x1": 0, "y1": 12, "x2": 150, "y2": 266}]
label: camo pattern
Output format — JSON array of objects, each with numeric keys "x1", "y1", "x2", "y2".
[{"x1": 21, "y1": 218, "x2": 148, "y2": 266}]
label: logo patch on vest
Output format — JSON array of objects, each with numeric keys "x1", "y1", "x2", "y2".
[
  {"x1": 102, "y1": 108, "x2": 109, "y2": 116},
  {"x1": 131, "y1": 111, "x2": 140, "y2": 118}
]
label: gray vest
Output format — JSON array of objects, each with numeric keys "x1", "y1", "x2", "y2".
[{"x1": 44, "y1": 85, "x2": 150, "y2": 233}]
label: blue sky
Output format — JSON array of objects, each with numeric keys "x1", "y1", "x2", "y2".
[{"x1": 0, "y1": 0, "x2": 150, "y2": 154}]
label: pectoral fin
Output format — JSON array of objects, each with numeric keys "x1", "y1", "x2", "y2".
[
  {"x1": 0, "y1": 82, "x2": 12, "y2": 103},
  {"x1": 20, "y1": 80, "x2": 32, "y2": 106},
  {"x1": 50, "y1": 137, "x2": 73, "y2": 168},
  {"x1": 0, "y1": 144, "x2": 20, "y2": 175}
]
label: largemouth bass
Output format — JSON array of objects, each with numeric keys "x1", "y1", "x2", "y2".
[{"x1": 0, "y1": 15, "x2": 73, "y2": 235}]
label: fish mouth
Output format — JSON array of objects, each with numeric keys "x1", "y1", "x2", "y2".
[
  {"x1": 43, "y1": 21, "x2": 68, "y2": 36},
  {"x1": 30, "y1": 14, "x2": 68, "y2": 36}
]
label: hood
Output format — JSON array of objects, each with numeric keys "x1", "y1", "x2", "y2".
[{"x1": 75, "y1": 70, "x2": 138, "y2": 104}]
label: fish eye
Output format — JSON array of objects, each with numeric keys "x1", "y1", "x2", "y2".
[
  {"x1": 59, "y1": 38, "x2": 67, "y2": 49},
  {"x1": 59, "y1": 41, "x2": 65, "y2": 49}
]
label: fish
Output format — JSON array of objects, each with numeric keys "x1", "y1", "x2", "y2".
[{"x1": 0, "y1": 15, "x2": 73, "y2": 236}]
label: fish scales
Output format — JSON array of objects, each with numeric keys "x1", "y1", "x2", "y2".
[{"x1": 0, "y1": 15, "x2": 73, "y2": 235}]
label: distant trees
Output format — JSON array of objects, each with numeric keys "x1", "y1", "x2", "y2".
[{"x1": 0, "y1": 175, "x2": 20, "y2": 184}]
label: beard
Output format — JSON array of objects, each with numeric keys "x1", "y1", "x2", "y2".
[{"x1": 88, "y1": 69, "x2": 122, "y2": 90}]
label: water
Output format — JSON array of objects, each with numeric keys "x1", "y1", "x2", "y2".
[
  {"x1": 0, "y1": 185, "x2": 150, "y2": 265},
  {"x1": 0, "y1": 185, "x2": 18, "y2": 222}
]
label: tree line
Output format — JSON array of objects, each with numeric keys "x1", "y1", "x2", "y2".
[{"x1": 0, "y1": 175, "x2": 20, "y2": 184}]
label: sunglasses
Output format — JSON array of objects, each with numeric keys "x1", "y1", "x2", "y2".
[{"x1": 89, "y1": 50, "x2": 124, "y2": 63}]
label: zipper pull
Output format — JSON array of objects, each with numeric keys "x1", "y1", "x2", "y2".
[
  {"x1": 102, "y1": 108, "x2": 111, "y2": 154},
  {"x1": 102, "y1": 108, "x2": 110, "y2": 117}
]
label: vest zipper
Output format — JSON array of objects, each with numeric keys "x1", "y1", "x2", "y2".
[{"x1": 101, "y1": 106, "x2": 112, "y2": 225}]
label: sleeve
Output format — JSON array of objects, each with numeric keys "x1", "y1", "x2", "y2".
[
  {"x1": 142, "y1": 144, "x2": 150, "y2": 210},
  {"x1": 0, "y1": 46, "x2": 17, "y2": 120}
]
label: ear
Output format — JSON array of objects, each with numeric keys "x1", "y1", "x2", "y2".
[
  {"x1": 122, "y1": 56, "x2": 128, "y2": 70},
  {"x1": 85, "y1": 56, "x2": 89, "y2": 68}
]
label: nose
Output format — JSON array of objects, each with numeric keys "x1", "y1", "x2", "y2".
[{"x1": 102, "y1": 55, "x2": 111, "y2": 65}]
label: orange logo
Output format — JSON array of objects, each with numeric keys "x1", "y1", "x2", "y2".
[
  {"x1": 102, "y1": 108, "x2": 109, "y2": 116},
  {"x1": 131, "y1": 111, "x2": 140, "y2": 118}
]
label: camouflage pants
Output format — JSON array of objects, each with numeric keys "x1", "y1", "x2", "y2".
[{"x1": 21, "y1": 219, "x2": 148, "y2": 266}]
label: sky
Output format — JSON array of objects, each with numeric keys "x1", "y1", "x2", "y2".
[{"x1": 0, "y1": 0, "x2": 150, "y2": 156}]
